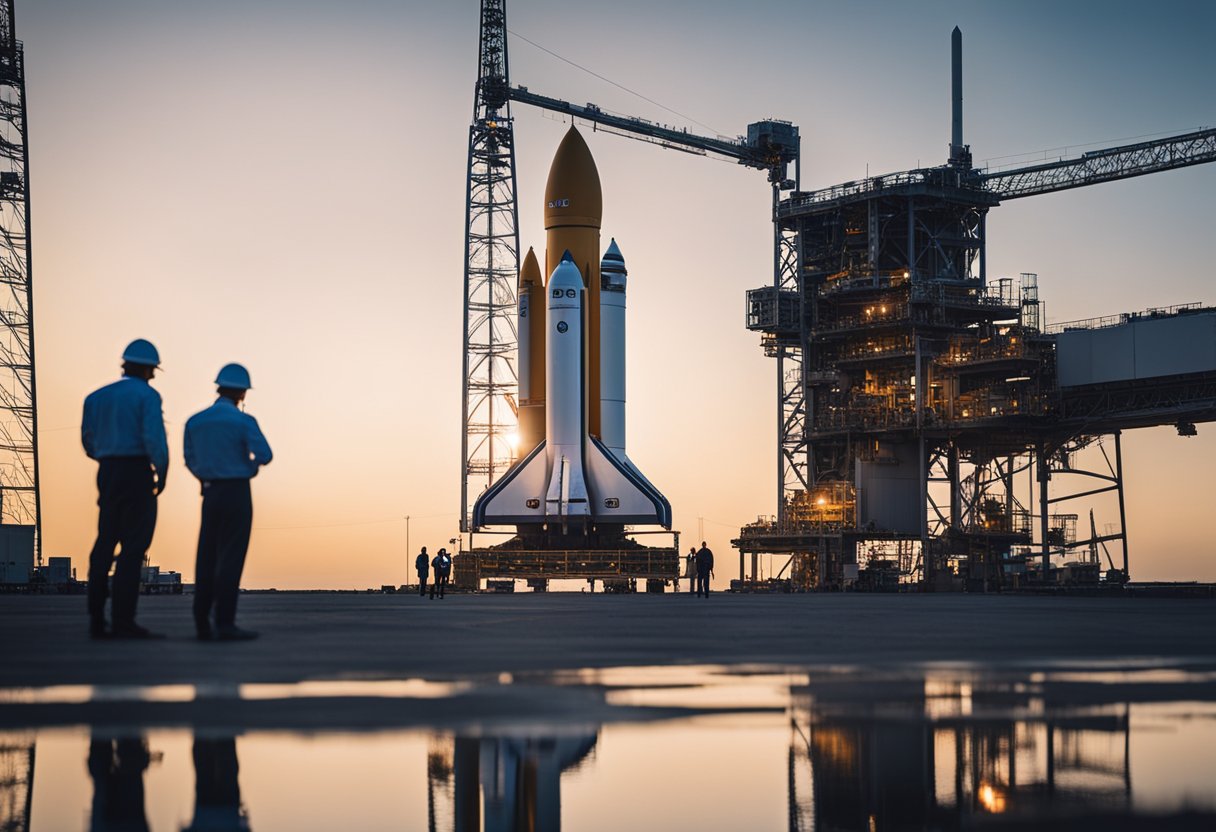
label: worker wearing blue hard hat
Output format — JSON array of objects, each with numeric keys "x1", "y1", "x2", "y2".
[
  {"x1": 184, "y1": 362, "x2": 273, "y2": 641},
  {"x1": 81, "y1": 338, "x2": 170, "y2": 639}
]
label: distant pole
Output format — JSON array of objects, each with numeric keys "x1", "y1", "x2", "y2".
[{"x1": 405, "y1": 515, "x2": 411, "y2": 584}]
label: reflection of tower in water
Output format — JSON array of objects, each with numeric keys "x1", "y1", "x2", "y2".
[
  {"x1": 788, "y1": 672, "x2": 1133, "y2": 830},
  {"x1": 426, "y1": 738, "x2": 455, "y2": 832},
  {"x1": 427, "y1": 732, "x2": 598, "y2": 832},
  {"x1": 0, "y1": 735, "x2": 35, "y2": 832}
]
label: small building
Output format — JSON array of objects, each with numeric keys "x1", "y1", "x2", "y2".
[{"x1": 0, "y1": 524, "x2": 34, "y2": 585}]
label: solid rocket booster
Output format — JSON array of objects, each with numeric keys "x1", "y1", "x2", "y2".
[
  {"x1": 599, "y1": 239, "x2": 626, "y2": 458},
  {"x1": 517, "y1": 247, "x2": 545, "y2": 453},
  {"x1": 472, "y1": 127, "x2": 670, "y2": 531}
]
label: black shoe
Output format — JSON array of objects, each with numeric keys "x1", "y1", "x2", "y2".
[
  {"x1": 196, "y1": 624, "x2": 214, "y2": 641},
  {"x1": 89, "y1": 620, "x2": 110, "y2": 639},
  {"x1": 215, "y1": 626, "x2": 258, "y2": 641},
  {"x1": 111, "y1": 622, "x2": 165, "y2": 640}
]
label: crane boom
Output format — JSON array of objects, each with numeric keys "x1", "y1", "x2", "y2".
[
  {"x1": 505, "y1": 85, "x2": 799, "y2": 178},
  {"x1": 980, "y1": 127, "x2": 1216, "y2": 200}
]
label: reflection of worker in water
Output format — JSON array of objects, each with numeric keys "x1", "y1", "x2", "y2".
[
  {"x1": 182, "y1": 736, "x2": 250, "y2": 831},
  {"x1": 82, "y1": 339, "x2": 169, "y2": 640},
  {"x1": 685, "y1": 547, "x2": 697, "y2": 593},
  {"x1": 184, "y1": 364, "x2": 273, "y2": 641},
  {"x1": 416, "y1": 546, "x2": 430, "y2": 597},
  {"x1": 88, "y1": 735, "x2": 151, "y2": 831},
  {"x1": 695, "y1": 541, "x2": 715, "y2": 597},
  {"x1": 430, "y1": 548, "x2": 452, "y2": 599}
]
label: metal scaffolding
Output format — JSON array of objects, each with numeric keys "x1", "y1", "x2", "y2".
[
  {"x1": 0, "y1": 0, "x2": 39, "y2": 560},
  {"x1": 732, "y1": 29, "x2": 1216, "y2": 591}
]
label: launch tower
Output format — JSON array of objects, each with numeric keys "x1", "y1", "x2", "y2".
[{"x1": 0, "y1": 0, "x2": 39, "y2": 569}]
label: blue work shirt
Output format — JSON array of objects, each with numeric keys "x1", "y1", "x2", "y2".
[
  {"x1": 81, "y1": 376, "x2": 169, "y2": 474},
  {"x1": 183, "y1": 397, "x2": 273, "y2": 482}
]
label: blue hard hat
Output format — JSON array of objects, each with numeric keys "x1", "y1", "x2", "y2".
[
  {"x1": 215, "y1": 362, "x2": 252, "y2": 390},
  {"x1": 122, "y1": 339, "x2": 161, "y2": 367}
]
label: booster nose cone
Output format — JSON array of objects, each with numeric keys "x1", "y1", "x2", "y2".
[
  {"x1": 544, "y1": 127, "x2": 602, "y2": 230},
  {"x1": 600, "y1": 238, "x2": 627, "y2": 291},
  {"x1": 519, "y1": 247, "x2": 541, "y2": 289}
]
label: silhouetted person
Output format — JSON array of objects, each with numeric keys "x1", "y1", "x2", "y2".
[
  {"x1": 88, "y1": 735, "x2": 151, "y2": 831},
  {"x1": 685, "y1": 546, "x2": 697, "y2": 594},
  {"x1": 430, "y1": 548, "x2": 452, "y2": 599},
  {"x1": 695, "y1": 541, "x2": 714, "y2": 597},
  {"x1": 185, "y1": 364, "x2": 273, "y2": 641},
  {"x1": 416, "y1": 546, "x2": 430, "y2": 597},
  {"x1": 183, "y1": 735, "x2": 249, "y2": 831},
  {"x1": 82, "y1": 339, "x2": 169, "y2": 639}
]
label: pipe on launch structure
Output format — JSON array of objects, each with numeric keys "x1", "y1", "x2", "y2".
[{"x1": 949, "y1": 26, "x2": 970, "y2": 168}]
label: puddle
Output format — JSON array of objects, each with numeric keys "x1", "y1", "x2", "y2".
[{"x1": 2, "y1": 662, "x2": 1215, "y2": 829}]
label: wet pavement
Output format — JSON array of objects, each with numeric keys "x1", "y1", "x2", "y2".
[{"x1": 2, "y1": 594, "x2": 1214, "y2": 829}]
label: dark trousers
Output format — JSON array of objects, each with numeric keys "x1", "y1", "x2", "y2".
[
  {"x1": 193, "y1": 479, "x2": 253, "y2": 630},
  {"x1": 418, "y1": 572, "x2": 429, "y2": 596},
  {"x1": 696, "y1": 570, "x2": 711, "y2": 597},
  {"x1": 88, "y1": 458, "x2": 157, "y2": 626},
  {"x1": 430, "y1": 572, "x2": 449, "y2": 599}
]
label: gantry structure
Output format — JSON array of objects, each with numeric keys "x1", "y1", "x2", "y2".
[
  {"x1": 0, "y1": 0, "x2": 39, "y2": 561},
  {"x1": 459, "y1": 8, "x2": 1216, "y2": 591},
  {"x1": 736, "y1": 31, "x2": 1216, "y2": 589}
]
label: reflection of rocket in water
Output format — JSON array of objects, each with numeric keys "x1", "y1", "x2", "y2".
[
  {"x1": 474, "y1": 127, "x2": 670, "y2": 531},
  {"x1": 448, "y1": 732, "x2": 598, "y2": 832}
]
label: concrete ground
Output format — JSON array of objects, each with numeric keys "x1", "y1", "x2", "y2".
[{"x1": 3, "y1": 592, "x2": 1214, "y2": 689}]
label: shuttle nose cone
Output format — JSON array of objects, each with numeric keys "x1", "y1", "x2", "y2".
[
  {"x1": 519, "y1": 246, "x2": 541, "y2": 289},
  {"x1": 548, "y1": 250, "x2": 584, "y2": 291},
  {"x1": 544, "y1": 126, "x2": 602, "y2": 230}
]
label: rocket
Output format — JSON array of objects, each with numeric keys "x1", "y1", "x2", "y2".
[{"x1": 473, "y1": 127, "x2": 670, "y2": 531}]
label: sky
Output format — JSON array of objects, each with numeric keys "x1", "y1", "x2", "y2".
[{"x1": 20, "y1": 0, "x2": 1216, "y2": 588}]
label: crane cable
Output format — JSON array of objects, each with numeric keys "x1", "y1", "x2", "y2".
[{"x1": 507, "y1": 28, "x2": 723, "y2": 137}]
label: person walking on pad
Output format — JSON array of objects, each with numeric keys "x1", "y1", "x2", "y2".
[
  {"x1": 415, "y1": 546, "x2": 430, "y2": 597},
  {"x1": 82, "y1": 339, "x2": 169, "y2": 639},
  {"x1": 695, "y1": 541, "x2": 715, "y2": 598},
  {"x1": 430, "y1": 548, "x2": 452, "y2": 599},
  {"x1": 184, "y1": 363, "x2": 272, "y2": 641},
  {"x1": 685, "y1": 546, "x2": 697, "y2": 594}
]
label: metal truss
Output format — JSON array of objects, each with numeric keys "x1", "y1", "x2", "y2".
[
  {"x1": 460, "y1": 0, "x2": 519, "y2": 532},
  {"x1": 0, "y1": 2, "x2": 39, "y2": 556},
  {"x1": 1042, "y1": 434, "x2": 1128, "y2": 576},
  {"x1": 982, "y1": 127, "x2": 1216, "y2": 200},
  {"x1": 776, "y1": 191, "x2": 808, "y2": 520}
]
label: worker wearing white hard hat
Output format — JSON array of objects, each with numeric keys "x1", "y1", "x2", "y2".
[
  {"x1": 81, "y1": 338, "x2": 170, "y2": 639},
  {"x1": 183, "y1": 363, "x2": 273, "y2": 641}
]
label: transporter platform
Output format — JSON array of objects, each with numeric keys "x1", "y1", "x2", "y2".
[{"x1": 456, "y1": 538, "x2": 680, "y2": 592}]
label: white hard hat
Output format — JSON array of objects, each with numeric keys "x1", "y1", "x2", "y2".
[
  {"x1": 122, "y1": 339, "x2": 161, "y2": 367},
  {"x1": 215, "y1": 363, "x2": 252, "y2": 390}
]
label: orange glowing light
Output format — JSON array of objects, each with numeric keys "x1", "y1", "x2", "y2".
[{"x1": 978, "y1": 782, "x2": 1007, "y2": 813}]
